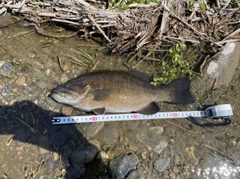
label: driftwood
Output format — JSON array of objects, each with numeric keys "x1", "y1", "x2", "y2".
[{"x1": 0, "y1": 0, "x2": 239, "y2": 60}]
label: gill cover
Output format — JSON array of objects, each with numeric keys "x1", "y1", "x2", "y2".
[{"x1": 50, "y1": 81, "x2": 90, "y2": 104}]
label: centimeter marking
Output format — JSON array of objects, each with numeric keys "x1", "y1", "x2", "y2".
[{"x1": 52, "y1": 111, "x2": 207, "y2": 125}]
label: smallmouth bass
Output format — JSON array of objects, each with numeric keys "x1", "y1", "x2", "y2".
[{"x1": 50, "y1": 71, "x2": 195, "y2": 114}]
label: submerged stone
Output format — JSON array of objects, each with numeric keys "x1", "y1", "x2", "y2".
[
  {"x1": 108, "y1": 153, "x2": 139, "y2": 179},
  {"x1": 1, "y1": 85, "x2": 12, "y2": 96},
  {"x1": 0, "y1": 61, "x2": 14, "y2": 77},
  {"x1": 153, "y1": 140, "x2": 168, "y2": 154},
  {"x1": 154, "y1": 157, "x2": 170, "y2": 173}
]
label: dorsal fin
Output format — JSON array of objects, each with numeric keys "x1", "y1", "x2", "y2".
[{"x1": 125, "y1": 71, "x2": 153, "y2": 83}]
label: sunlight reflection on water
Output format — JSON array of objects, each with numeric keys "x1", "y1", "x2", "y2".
[{"x1": 192, "y1": 160, "x2": 240, "y2": 179}]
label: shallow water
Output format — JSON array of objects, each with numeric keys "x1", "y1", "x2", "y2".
[{"x1": 0, "y1": 15, "x2": 240, "y2": 179}]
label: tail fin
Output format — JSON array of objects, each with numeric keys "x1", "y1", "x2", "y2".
[{"x1": 164, "y1": 78, "x2": 195, "y2": 104}]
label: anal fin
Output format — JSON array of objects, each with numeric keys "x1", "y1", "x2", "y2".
[{"x1": 93, "y1": 107, "x2": 106, "y2": 115}]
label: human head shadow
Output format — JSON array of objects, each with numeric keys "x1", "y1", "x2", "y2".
[{"x1": 0, "y1": 100, "x2": 103, "y2": 179}]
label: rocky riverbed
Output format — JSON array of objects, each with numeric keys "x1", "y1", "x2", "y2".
[{"x1": 0, "y1": 15, "x2": 240, "y2": 179}]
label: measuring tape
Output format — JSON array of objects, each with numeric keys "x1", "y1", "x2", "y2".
[{"x1": 52, "y1": 104, "x2": 233, "y2": 125}]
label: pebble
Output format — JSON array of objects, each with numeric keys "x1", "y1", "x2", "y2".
[
  {"x1": 53, "y1": 152, "x2": 59, "y2": 161},
  {"x1": 141, "y1": 151, "x2": 148, "y2": 160},
  {"x1": 60, "y1": 74, "x2": 69, "y2": 83},
  {"x1": 15, "y1": 76, "x2": 26, "y2": 86},
  {"x1": 71, "y1": 145, "x2": 98, "y2": 164},
  {"x1": 32, "y1": 67, "x2": 45, "y2": 79},
  {"x1": 153, "y1": 140, "x2": 168, "y2": 154},
  {"x1": 0, "y1": 61, "x2": 14, "y2": 77},
  {"x1": 86, "y1": 122, "x2": 104, "y2": 138},
  {"x1": 1, "y1": 85, "x2": 12, "y2": 96},
  {"x1": 97, "y1": 151, "x2": 109, "y2": 162},
  {"x1": 45, "y1": 69, "x2": 51, "y2": 75},
  {"x1": 36, "y1": 80, "x2": 48, "y2": 89},
  {"x1": 108, "y1": 153, "x2": 139, "y2": 179},
  {"x1": 115, "y1": 143, "x2": 125, "y2": 150},
  {"x1": 149, "y1": 126, "x2": 164, "y2": 135},
  {"x1": 100, "y1": 126, "x2": 119, "y2": 144},
  {"x1": 174, "y1": 155, "x2": 181, "y2": 165},
  {"x1": 169, "y1": 172, "x2": 176, "y2": 179},
  {"x1": 154, "y1": 157, "x2": 170, "y2": 173}
]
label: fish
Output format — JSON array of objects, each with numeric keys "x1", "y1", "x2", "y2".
[{"x1": 50, "y1": 71, "x2": 195, "y2": 115}]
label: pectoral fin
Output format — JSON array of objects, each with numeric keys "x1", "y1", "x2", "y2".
[
  {"x1": 91, "y1": 89, "x2": 111, "y2": 101},
  {"x1": 137, "y1": 102, "x2": 159, "y2": 115},
  {"x1": 93, "y1": 107, "x2": 106, "y2": 114}
]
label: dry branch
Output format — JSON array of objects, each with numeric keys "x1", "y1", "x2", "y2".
[{"x1": 1, "y1": 0, "x2": 239, "y2": 57}]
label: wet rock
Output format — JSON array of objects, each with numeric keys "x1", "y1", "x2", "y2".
[
  {"x1": 108, "y1": 153, "x2": 139, "y2": 179},
  {"x1": 88, "y1": 139, "x2": 101, "y2": 150},
  {"x1": 153, "y1": 140, "x2": 168, "y2": 154},
  {"x1": 0, "y1": 61, "x2": 14, "y2": 77},
  {"x1": 71, "y1": 145, "x2": 98, "y2": 164},
  {"x1": 1, "y1": 85, "x2": 12, "y2": 96},
  {"x1": 100, "y1": 126, "x2": 119, "y2": 144},
  {"x1": 192, "y1": 42, "x2": 240, "y2": 102},
  {"x1": 65, "y1": 162, "x2": 85, "y2": 179},
  {"x1": 154, "y1": 157, "x2": 170, "y2": 173},
  {"x1": 86, "y1": 122, "x2": 104, "y2": 138}
]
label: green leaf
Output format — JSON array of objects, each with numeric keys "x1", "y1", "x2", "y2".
[
  {"x1": 199, "y1": 1, "x2": 207, "y2": 10},
  {"x1": 180, "y1": 43, "x2": 186, "y2": 50}
]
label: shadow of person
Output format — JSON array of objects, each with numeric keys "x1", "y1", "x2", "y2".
[{"x1": 0, "y1": 100, "x2": 103, "y2": 179}]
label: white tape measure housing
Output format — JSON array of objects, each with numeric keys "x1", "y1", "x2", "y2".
[{"x1": 52, "y1": 104, "x2": 233, "y2": 125}]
